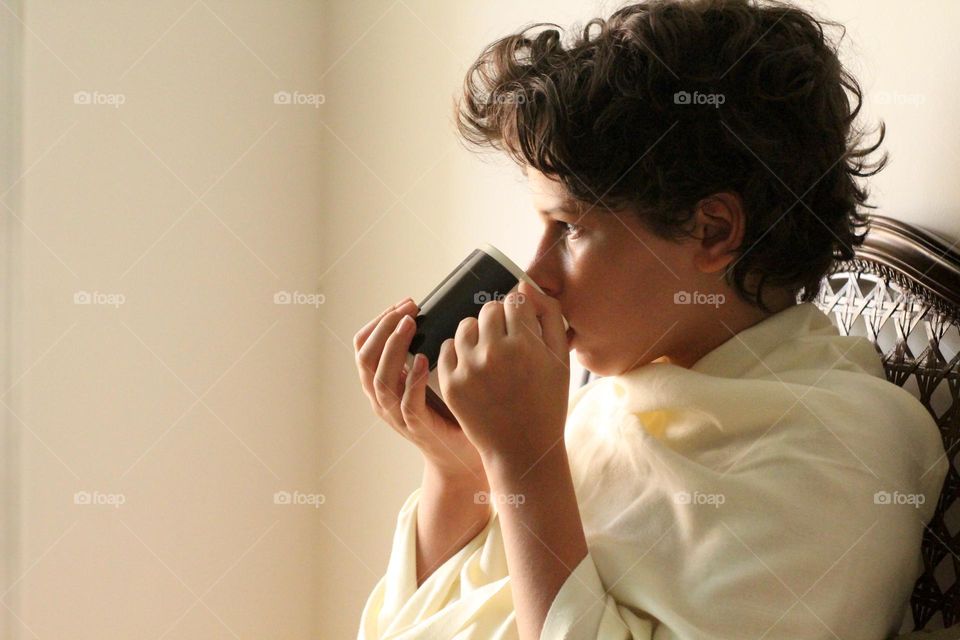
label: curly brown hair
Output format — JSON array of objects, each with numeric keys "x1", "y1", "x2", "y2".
[{"x1": 453, "y1": 0, "x2": 886, "y2": 312}]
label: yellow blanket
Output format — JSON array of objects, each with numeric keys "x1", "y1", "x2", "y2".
[{"x1": 358, "y1": 302, "x2": 948, "y2": 639}]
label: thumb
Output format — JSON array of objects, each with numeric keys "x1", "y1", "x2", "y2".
[{"x1": 518, "y1": 281, "x2": 568, "y2": 358}]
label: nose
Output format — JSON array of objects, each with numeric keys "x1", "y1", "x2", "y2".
[{"x1": 524, "y1": 235, "x2": 562, "y2": 298}]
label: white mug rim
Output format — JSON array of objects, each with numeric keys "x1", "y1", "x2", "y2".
[{"x1": 476, "y1": 243, "x2": 569, "y2": 331}]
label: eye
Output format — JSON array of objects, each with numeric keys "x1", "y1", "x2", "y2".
[{"x1": 556, "y1": 221, "x2": 583, "y2": 240}]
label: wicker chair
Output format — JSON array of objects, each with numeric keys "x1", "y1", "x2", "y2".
[{"x1": 577, "y1": 214, "x2": 960, "y2": 633}]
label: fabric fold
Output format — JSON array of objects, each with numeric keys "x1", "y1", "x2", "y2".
[{"x1": 357, "y1": 302, "x2": 948, "y2": 640}]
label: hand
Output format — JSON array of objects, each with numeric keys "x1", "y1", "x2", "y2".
[
  {"x1": 437, "y1": 281, "x2": 570, "y2": 470},
  {"x1": 354, "y1": 297, "x2": 487, "y2": 483}
]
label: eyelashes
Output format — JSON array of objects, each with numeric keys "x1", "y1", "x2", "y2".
[{"x1": 556, "y1": 221, "x2": 584, "y2": 240}]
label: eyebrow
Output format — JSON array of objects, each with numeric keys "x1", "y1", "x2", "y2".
[{"x1": 539, "y1": 203, "x2": 578, "y2": 216}]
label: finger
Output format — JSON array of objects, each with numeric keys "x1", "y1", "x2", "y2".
[
  {"x1": 400, "y1": 353, "x2": 430, "y2": 429},
  {"x1": 437, "y1": 337, "x2": 457, "y2": 395},
  {"x1": 517, "y1": 281, "x2": 567, "y2": 357},
  {"x1": 503, "y1": 284, "x2": 536, "y2": 337},
  {"x1": 373, "y1": 314, "x2": 417, "y2": 418},
  {"x1": 454, "y1": 315, "x2": 479, "y2": 357},
  {"x1": 356, "y1": 307, "x2": 416, "y2": 398},
  {"x1": 354, "y1": 298, "x2": 417, "y2": 352},
  {"x1": 477, "y1": 299, "x2": 507, "y2": 347}
]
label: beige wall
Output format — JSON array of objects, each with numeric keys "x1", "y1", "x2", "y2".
[
  {"x1": 2, "y1": 1, "x2": 958, "y2": 638},
  {"x1": 320, "y1": 1, "x2": 960, "y2": 637},
  {"x1": 8, "y1": 1, "x2": 328, "y2": 638},
  {"x1": 812, "y1": 0, "x2": 960, "y2": 241}
]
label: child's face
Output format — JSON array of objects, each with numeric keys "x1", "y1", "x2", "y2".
[{"x1": 522, "y1": 167, "x2": 732, "y2": 376}]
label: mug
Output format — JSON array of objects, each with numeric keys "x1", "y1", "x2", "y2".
[{"x1": 404, "y1": 243, "x2": 569, "y2": 422}]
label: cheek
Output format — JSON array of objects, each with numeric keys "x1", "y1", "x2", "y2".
[
  {"x1": 568, "y1": 242, "x2": 661, "y2": 333},
  {"x1": 564, "y1": 246, "x2": 621, "y2": 324},
  {"x1": 572, "y1": 238, "x2": 631, "y2": 290}
]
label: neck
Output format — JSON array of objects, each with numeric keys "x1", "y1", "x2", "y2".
[{"x1": 659, "y1": 288, "x2": 797, "y2": 369}]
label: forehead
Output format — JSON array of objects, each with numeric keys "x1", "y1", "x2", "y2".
[{"x1": 524, "y1": 166, "x2": 577, "y2": 208}]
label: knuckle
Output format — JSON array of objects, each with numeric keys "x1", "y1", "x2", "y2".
[
  {"x1": 358, "y1": 335, "x2": 388, "y2": 364},
  {"x1": 444, "y1": 375, "x2": 466, "y2": 401},
  {"x1": 505, "y1": 334, "x2": 526, "y2": 352},
  {"x1": 472, "y1": 353, "x2": 486, "y2": 371},
  {"x1": 372, "y1": 372, "x2": 390, "y2": 391},
  {"x1": 399, "y1": 388, "x2": 425, "y2": 424},
  {"x1": 355, "y1": 350, "x2": 376, "y2": 374},
  {"x1": 478, "y1": 346, "x2": 498, "y2": 367},
  {"x1": 377, "y1": 310, "x2": 400, "y2": 331},
  {"x1": 380, "y1": 394, "x2": 399, "y2": 411},
  {"x1": 458, "y1": 317, "x2": 478, "y2": 335},
  {"x1": 479, "y1": 300, "x2": 502, "y2": 320},
  {"x1": 354, "y1": 345, "x2": 369, "y2": 364},
  {"x1": 399, "y1": 396, "x2": 417, "y2": 421}
]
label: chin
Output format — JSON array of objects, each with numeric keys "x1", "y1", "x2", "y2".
[
  {"x1": 575, "y1": 341, "x2": 633, "y2": 377},
  {"x1": 581, "y1": 353, "x2": 658, "y2": 378},
  {"x1": 575, "y1": 351, "x2": 609, "y2": 378}
]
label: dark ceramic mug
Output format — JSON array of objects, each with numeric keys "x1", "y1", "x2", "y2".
[{"x1": 404, "y1": 243, "x2": 569, "y2": 422}]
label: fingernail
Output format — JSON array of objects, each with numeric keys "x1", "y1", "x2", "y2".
[
  {"x1": 395, "y1": 315, "x2": 413, "y2": 333},
  {"x1": 395, "y1": 297, "x2": 414, "y2": 309},
  {"x1": 413, "y1": 354, "x2": 425, "y2": 374}
]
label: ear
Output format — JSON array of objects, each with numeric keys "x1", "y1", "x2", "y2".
[{"x1": 689, "y1": 192, "x2": 745, "y2": 274}]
